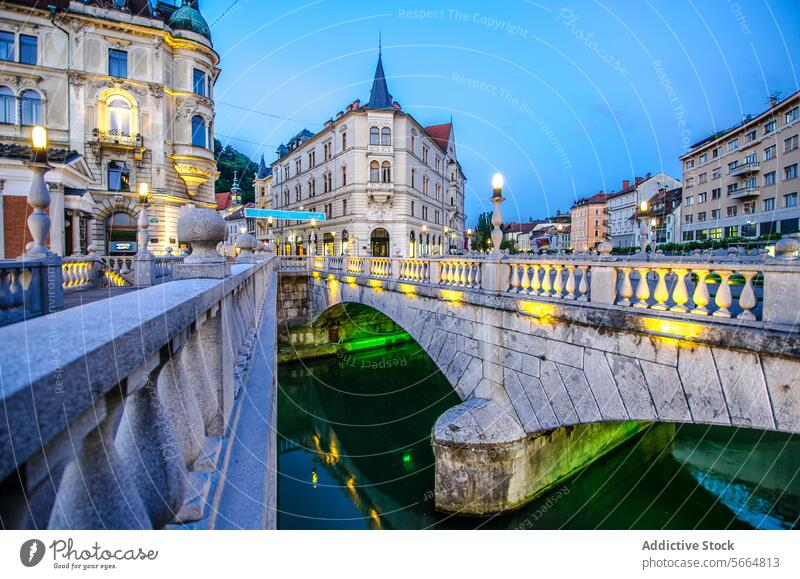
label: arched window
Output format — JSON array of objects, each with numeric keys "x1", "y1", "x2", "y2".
[
  {"x1": 370, "y1": 227, "x2": 390, "y2": 257},
  {"x1": 191, "y1": 115, "x2": 207, "y2": 148},
  {"x1": 381, "y1": 161, "x2": 391, "y2": 183},
  {"x1": 369, "y1": 126, "x2": 379, "y2": 145},
  {"x1": 107, "y1": 161, "x2": 130, "y2": 191},
  {"x1": 341, "y1": 165, "x2": 347, "y2": 186},
  {"x1": 369, "y1": 160, "x2": 379, "y2": 182},
  {"x1": 20, "y1": 90, "x2": 41, "y2": 126},
  {"x1": 381, "y1": 127, "x2": 391, "y2": 146},
  {"x1": 0, "y1": 86, "x2": 15, "y2": 124},
  {"x1": 108, "y1": 97, "x2": 131, "y2": 134}
]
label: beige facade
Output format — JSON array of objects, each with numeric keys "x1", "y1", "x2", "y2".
[
  {"x1": 270, "y1": 55, "x2": 466, "y2": 257},
  {"x1": 680, "y1": 91, "x2": 800, "y2": 241},
  {"x1": 569, "y1": 193, "x2": 607, "y2": 252},
  {"x1": 0, "y1": 1, "x2": 218, "y2": 258}
]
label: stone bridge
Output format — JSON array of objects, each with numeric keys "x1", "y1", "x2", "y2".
[{"x1": 283, "y1": 252, "x2": 800, "y2": 513}]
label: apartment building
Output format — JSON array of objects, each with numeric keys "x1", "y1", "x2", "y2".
[
  {"x1": 569, "y1": 192, "x2": 607, "y2": 252},
  {"x1": 680, "y1": 91, "x2": 800, "y2": 241},
  {"x1": 606, "y1": 172, "x2": 681, "y2": 247},
  {"x1": 270, "y1": 50, "x2": 466, "y2": 257}
]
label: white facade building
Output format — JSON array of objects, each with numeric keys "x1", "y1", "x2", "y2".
[
  {"x1": 269, "y1": 51, "x2": 466, "y2": 257},
  {"x1": 606, "y1": 172, "x2": 681, "y2": 248}
]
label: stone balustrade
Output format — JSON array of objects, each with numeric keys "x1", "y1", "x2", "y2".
[
  {"x1": 0, "y1": 258, "x2": 62, "y2": 326},
  {"x1": 0, "y1": 255, "x2": 276, "y2": 529},
  {"x1": 62, "y1": 256, "x2": 100, "y2": 292},
  {"x1": 278, "y1": 252, "x2": 800, "y2": 328}
]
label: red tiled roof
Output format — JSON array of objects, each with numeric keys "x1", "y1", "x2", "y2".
[
  {"x1": 503, "y1": 222, "x2": 540, "y2": 234},
  {"x1": 424, "y1": 123, "x2": 452, "y2": 151},
  {"x1": 216, "y1": 192, "x2": 232, "y2": 211}
]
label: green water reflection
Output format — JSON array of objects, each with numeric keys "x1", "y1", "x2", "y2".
[{"x1": 277, "y1": 342, "x2": 799, "y2": 530}]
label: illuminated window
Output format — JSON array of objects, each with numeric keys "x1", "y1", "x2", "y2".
[{"x1": 108, "y1": 97, "x2": 131, "y2": 134}]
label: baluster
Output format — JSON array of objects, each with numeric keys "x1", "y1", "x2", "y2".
[
  {"x1": 541, "y1": 264, "x2": 552, "y2": 297},
  {"x1": 530, "y1": 264, "x2": 541, "y2": 296},
  {"x1": 633, "y1": 267, "x2": 651, "y2": 308},
  {"x1": 712, "y1": 271, "x2": 733, "y2": 318},
  {"x1": 670, "y1": 268, "x2": 689, "y2": 313},
  {"x1": 551, "y1": 265, "x2": 564, "y2": 298},
  {"x1": 439, "y1": 262, "x2": 448, "y2": 284},
  {"x1": 617, "y1": 267, "x2": 633, "y2": 306},
  {"x1": 466, "y1": 263, "x2": 475, "y2": 287},
  {"x1": 423, "y1": 261, "x2": 430, "y2": 282},
  {"x1": 0, "y1": 270, "x2": 12, "y2": 308},
  {"x1": 737, "y1": 271, "x2": 757, "y2": 321},
  {"x1": 691, "y1": 269, "x2": 710, "y2": 315},
  {"x1": 577, "y1": 266, "x2": 589, "y2": 301},
  {"x1": 459, "y1": 262, "x2": 468, "y2": 287},
  {"x1": 9, "y1": 269, "x2": 23, "y2": 307},
  {"x1": 520, "y1": 264, "x2": 530, "y2": 293},
  {"x1": 651, "y1": 268, "x2": 669, "y2": 310},
  {"x1": 473, "y1": 264, "x2": 481, "y2": 287},
  {"x1": 565, "y1": 265, "x2": 576, "y2": 299},
  {"x1": 510, "y1": 264, "x2": 520, "y2": 293}
]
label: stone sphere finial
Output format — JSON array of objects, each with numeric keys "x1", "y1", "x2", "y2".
[
  {"x1": 177, "y1": 207, "x2": 226, "y2": 264},
  {"x1": 775, "y1": 236, "x2": 799, "y2": 260},
  {"x1": 597, "y1": 241, "x2": 613, "y2": 255},
  {"x1": 165, "y1": 246, "x2": 173, "y2": 255}
]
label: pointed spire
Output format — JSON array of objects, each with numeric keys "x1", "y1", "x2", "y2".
[
  {"x1": 257, "y1": 153, "x2": 269, "y2": 179},
  {"x1": 367, "y1": 38, "x2": 392, "y2": 109}
]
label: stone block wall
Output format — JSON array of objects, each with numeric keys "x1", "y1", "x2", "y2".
[
  {"x1": 308, "y1": 276, "x2": 800, "y2": 435},
  {"x1": 277, "y1": 274, "x2": 309, "y2": 324}
]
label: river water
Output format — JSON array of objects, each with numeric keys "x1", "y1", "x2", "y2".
[{"x1": 277, "y1": 342, "x2": 799, "y2": 530}]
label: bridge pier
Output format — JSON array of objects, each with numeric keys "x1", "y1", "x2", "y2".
[{"x1": 432, "y1": 398, "x2": 649, "y2": 515}]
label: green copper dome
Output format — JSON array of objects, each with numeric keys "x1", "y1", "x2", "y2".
[{"x1": 169, "y1": 1, "x2": 211, "y2": 40}]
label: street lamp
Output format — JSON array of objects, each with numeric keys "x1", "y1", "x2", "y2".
[
  {"x1": 490, "y1": 173, "x2": 505, "y2": 256},
  {"x1": 24, "y1": 126, "x2": 52, "y2": 257},
  {"x1": 638, "y1": 200, "x2": 650, "y2": 256}
]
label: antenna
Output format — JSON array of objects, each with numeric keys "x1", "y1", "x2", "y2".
[{"x1": 378, "y1": 30, "x2": 382, "y2": 56}]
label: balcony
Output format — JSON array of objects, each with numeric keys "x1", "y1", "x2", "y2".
[
  {"x1": 729, "y1": 161, "x2": 760, "y2": 177},
  {"x1": 366, "y1": 181, "x2": 394, "y2": 203},
  {"x1": 729, "y1": 186, "x2": 760, "y2": 199},
  {"x1": 91, "y1": 129, "x2": 145, "y2": 161}
]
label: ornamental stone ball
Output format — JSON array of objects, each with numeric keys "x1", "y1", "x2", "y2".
[
  {"x1": 177, "y1": 208, "x2": 226, "y2": 264},
  {"x1": 775, "y1": 236, "x2": 800, "y2": 259},
  {"x1": 597, "y1": 240, "x2": 613, "y2": 255},
  {"x1": 235, "y1": 232, "x2": 256, "y2": 251}
]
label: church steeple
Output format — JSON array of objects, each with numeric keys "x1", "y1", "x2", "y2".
[{"x1": 367, "y1": 37, "x2": 393, "y2": 110}]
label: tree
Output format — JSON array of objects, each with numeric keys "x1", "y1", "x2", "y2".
[
  {"x1": 472, "y1": 212, "x2": 493, "y2": 252},
  {"x1": 214, "y1": 139, "x2": 257, "y2": 204}
]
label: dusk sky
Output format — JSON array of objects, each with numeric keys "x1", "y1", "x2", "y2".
[{"x1": 205, "y1": 0, "x2": 800, "y2": 226}]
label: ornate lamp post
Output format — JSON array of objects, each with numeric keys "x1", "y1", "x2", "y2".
[
  {"x1": 490, "y1": 173, "x2": 505, "y2": 256},
  {"x1": 266, "y1": 215, "x2": 274, "y2": 252},
  {"x1": 136, "y1": 182, "x2": 151, "y2": 257},
  {"x1": 638, "y1": 199, "x2": 649, "y2": 256},
  {"x1": 309, "y1": 218, "x2": 317, "y2": 256},
  {"x1": 24, "y1": 126, "x2": 52, "y2": 258}
]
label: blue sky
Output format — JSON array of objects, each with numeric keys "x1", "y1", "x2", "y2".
[{"x1": 204, "y1": 0, "x2": 800, "y2": 226}]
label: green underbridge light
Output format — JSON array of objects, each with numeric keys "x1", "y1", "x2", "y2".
[{"x1": 339, "y1": 331, "x2": 412, "y2": 353}]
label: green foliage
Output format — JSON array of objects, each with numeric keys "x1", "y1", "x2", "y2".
[
  {"x1": 214, "y1": 139, "x2": 257, "y2": 204},
  {"x1": 655, "y1": 234, "x2": 779, "y2": 254},
  {"x1": 472, "y1": 212, "x2": 493, "y2": 251},
  {"x1": 500, "y1": 238, "x2": 517, "y2": 253}
]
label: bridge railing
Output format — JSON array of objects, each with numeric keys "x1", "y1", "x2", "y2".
[
  {"x1": 0, "y1": 254, "x2": 276, "y2": 529},
  {"x1": 278, "y1": 252, "x2": 800, "y2": 327}
]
